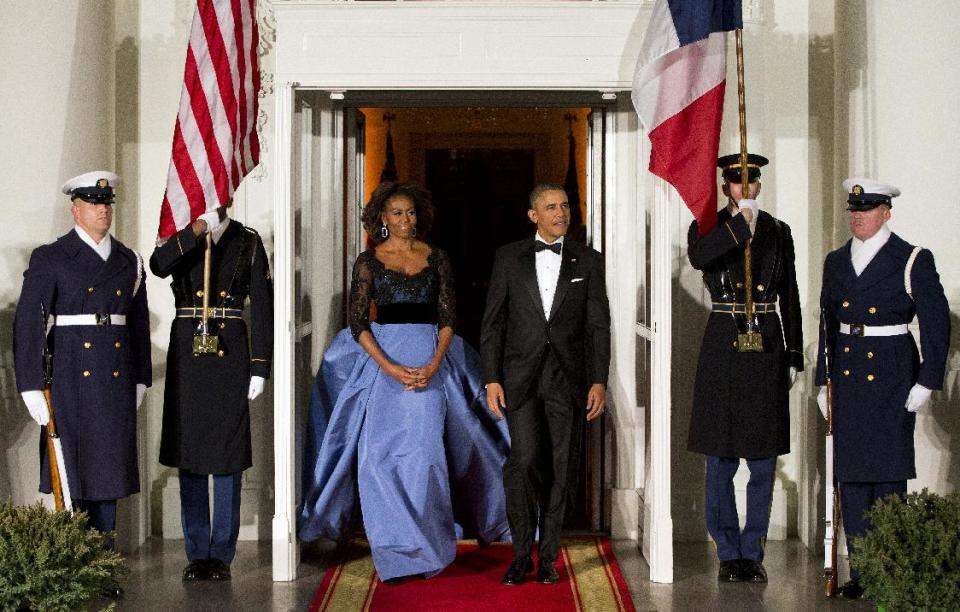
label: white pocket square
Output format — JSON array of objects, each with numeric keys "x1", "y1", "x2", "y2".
[{"x1": 571, "y1": 278, "x2": 584, "y2": 283}]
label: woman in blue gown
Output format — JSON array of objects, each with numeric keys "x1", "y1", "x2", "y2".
[{"x1": 299, "y1": 182, "x2": 510, "y2": 582}]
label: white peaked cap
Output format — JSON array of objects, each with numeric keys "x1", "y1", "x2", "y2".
[
  {"x1": 842, "y1": 177, "x2": 900, "y2": 198},
  {"x1": 60, "y1": 171, "x2": 121, "y2": 196}
]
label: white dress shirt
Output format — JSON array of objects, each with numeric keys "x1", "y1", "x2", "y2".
[
  {"x1": 74, "y1": 226, "x2": 112, "y2": 261},
  {"x1": 535, "y1": 233, "x2": 564, "y2": 319},
  {"x1": 850, "y1": 224, "x2": 891, "y2": 276}
]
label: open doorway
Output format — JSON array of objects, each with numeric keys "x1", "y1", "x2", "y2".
[
  {"x1": 358, "y1": 106, "x2": 591, "y2": 350},
  {"x1": 350, "y1": 105, "x2": 603, "y2": 531}
]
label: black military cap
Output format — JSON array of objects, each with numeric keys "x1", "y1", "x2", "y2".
[
  {"x1": 61, "y1": 171, "x2": 121, "y2": 204},
  {"x1": 717, "y1": 153, "x2": 769, "y2": 183}
]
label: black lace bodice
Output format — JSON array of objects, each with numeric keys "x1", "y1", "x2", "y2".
[{"x1": 349, "y1": 248, "x2": 456, "y2": 340}]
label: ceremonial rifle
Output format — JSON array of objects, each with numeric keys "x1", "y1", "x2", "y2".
[
  {"x1": 41, "y1": 307, "x2": 73, "y2": 512},
  {"x1": 822, "y1": 313, "x2": 839, "y2": 597}
]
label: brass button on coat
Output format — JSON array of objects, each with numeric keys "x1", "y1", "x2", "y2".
[
  {"x1": 219, "y1": 290, "x2": 227, "y2": 298},
  {"x1": 116, "y1": 289, "x2": 122, "y2": 297},
  {"x1": 868, "y1": 307, "x2": 877, "y2": 314},
  {"x1": 113, "y1": 371, "x2": 120, "y2": 378},
  {"x1": 83, "y1": 370, "x2": 91, "y2": 377},
  {"x1": 115, "y1": 341, "x2": 122, "y2": 349},
  {"x1": 843, "y1": 346, "x2": 850, "y2": 353},
  {"x1": 756, "y1": 284, "x2": 765, "y2": 291},
  {"x1": 83, "y1": 341, "x2": 92, "y2": 349},
  {"x1": 842, "y1": 300, "x2": 850, "y2": 308},
  {"x1": 87, "y1": 287, "x2": 95, "y2": 294},
  {"x1": 843, "y1": 370, "x2": 850, "y2": 376},
  {"x1": 196, "y1": 290, "x2": 204, "y2": 297},
  {"x1": 867, "y1": 374, "x2": 875, "y2": 381},
  {"x1": 867, "y1": 351, "x2": 874, "y2": 359}
]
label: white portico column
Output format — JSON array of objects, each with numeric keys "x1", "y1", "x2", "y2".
[{"x1": 272, "y1": 80, "x2": 297, "y2": 582}]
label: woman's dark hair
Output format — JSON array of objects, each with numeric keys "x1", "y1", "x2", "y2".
[{"x1": 361, "y1": 182, "x2": 435, "y2": 244}]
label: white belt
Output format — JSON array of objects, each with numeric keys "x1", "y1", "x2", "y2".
[
  {"x1": 55, "y1": 314, "x2": 127, "y2": 326},
  {"x1": 839, "y1": 322, "x2": 908, "y2": 337}
]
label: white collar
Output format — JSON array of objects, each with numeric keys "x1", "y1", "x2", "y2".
[
  {"x1": 211, "y1": 217, "x2": 230, "y2": 245},
  {"x1": 851, "y1": 224, "x2": 891, "y2": 255},
  {"x1": 535, "y1": 232, "x2": 564, "y2": 247},
  {"x1": 74, "y1": 226, "x2": 112, "y2": 261}
]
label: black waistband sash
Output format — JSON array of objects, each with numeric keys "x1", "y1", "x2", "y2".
[{"x1": 375, "y1": 303, "x2": 437, "y2": 325}]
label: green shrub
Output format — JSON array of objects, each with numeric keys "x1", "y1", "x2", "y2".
[
  {"x1": 0, "y1": 501, "x2": 128, "y2": 612},
  {"x1": 851, "y1": 488, "x2": 960, "y2": 611}
]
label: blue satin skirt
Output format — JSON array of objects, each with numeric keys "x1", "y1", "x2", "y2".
[{"x1": 298, "y1": 323, "x2": 511, "y2": 580}]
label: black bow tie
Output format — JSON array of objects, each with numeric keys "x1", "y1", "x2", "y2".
[{"x1": 535, "y1": 241, "x2": 562, "y2": 255}]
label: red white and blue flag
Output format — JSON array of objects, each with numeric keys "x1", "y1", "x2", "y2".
[
  {"x1": 157, "y1": 0, "x2": 261, "y2": 240},
  {"x1": 632, "y1": 0, "x2": 742, "y2": 236}
]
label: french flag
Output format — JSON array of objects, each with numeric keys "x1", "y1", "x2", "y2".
[{"x1": 632, "y1": 0, "x2": 742, "y2": 236}]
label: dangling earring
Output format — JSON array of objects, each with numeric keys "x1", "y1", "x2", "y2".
[
  {"x1": 411, "y1": 226, "x2": 417, "y2": 238},
  {"x1": 381, "y1": 221, "x2": 389, "y2": 239}
]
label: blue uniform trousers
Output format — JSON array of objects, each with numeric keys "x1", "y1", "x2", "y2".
[
  {"x1": 706, "y1": 456, "x2": 776, "y2": 562},
  {"x1": 839, "y1": 480, "x2": 906, "y2": 581},
  {"x1": 179, "y1": 470, "x2": 242, "y2": 563},
  {"x1": 75, "y1": 498, "x2": 118, "y2": 550}
]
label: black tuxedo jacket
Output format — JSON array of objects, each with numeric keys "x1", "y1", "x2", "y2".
[{"x1": 480, "y1": 237, "x2": 611, "y2": 410}]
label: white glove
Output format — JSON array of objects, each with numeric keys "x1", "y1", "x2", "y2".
[
  {"x1": 816, "y1": 386, "x2": 828, "y2": 420},
  {"x1": 248, "y1": 376, "x2": 265, "y2": 401},
  {"x1": 21, "y1": 390, "x2": 49, "y2": 426},
  {"x1": 136, "y1": 383, "x2": 147, "y2": 410},
  {"x1": 737, "y1": 198, "x2": 758, "y2": 231},
  {"x1": 905, "y1": 384, "x2": 933, "y2": 413},
  {"x1": 788, "y1": 367, "x2": 798, "y2": 389},
  {"x1": 198, "y1": 209, "x2": 222, "y2": 234}
]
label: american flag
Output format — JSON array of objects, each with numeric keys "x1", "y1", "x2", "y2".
[{"x1": 157, "y1": 0, "x2": 260, "y2": 240}]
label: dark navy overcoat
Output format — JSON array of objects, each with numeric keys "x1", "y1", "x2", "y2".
[
  {"x1": 815, "y1": 233, "x2": 950, "y2": 482},
  {"x1": 150, "y1": 220, "x2": 273, "y2": 475},
  {"x1": 686, "y1": 209, "x2": 804, "y2": 459},
  {"x1": 14, "y1": 230, "x2": 152, "y2": 500}
]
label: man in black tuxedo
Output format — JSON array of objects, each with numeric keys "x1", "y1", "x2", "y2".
[{"x1": 481, "y1": 183, "x2": 611, "y2": 586}]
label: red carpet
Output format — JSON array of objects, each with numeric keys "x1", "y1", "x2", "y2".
[{"x1": 310, "y1": 536, "x2": 635, "y2": 611}]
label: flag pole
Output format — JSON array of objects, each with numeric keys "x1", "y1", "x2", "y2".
[{"x1": 734, "y1": 28, "x2": 762, "y2": 352}]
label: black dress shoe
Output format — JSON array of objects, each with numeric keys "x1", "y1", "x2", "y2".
[
  {"x1": 502, "y1": 556, "x2": 534, "y2": 585},
  {"x1": 718, "y1": 559, "x2": 742, "y2": 582},
  {"x1": 103, "y1": 585, "x2": 124, "y2": 598},
  {"x1": 740, "y1": 559, "x2": 767, "y2": 583},
  {"x1": 183, "y1": 560, "x2": 209, "y2": 582},
  {"x1": 536, "y1": 559, "x2": 560, "y2": 585},
  {"x1": 839, "y1": 579, "x2": 865, "y2": 599},
  {"x1": 207, "y1": 558, "x2": 232, "y2": 581}
]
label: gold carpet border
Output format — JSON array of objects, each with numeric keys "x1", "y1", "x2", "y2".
[
  {"x1": 319, "y1": 541, "x2": 378, "y2": 612},
  {"x1": 564, "y1": 537, "x2": 625, "y2": 612}
]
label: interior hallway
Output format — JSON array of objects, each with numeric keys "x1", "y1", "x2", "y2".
[{"x1": 100, "y1": 539, "x2": 874, "y2": 611}]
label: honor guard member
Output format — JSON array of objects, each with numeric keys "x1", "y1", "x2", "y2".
[
  {"x1": 150, "y1": 200, "x2": 273, "y2": 582},
  {"x1": 14, "y1": 171, "x2": 151, "y2": 550},
  {"x1": 687, "y1": 154, "x2": 803, "y2": 584},
  {"x1": 815, "y1": 178, "x2": 950, "y2": 599}
]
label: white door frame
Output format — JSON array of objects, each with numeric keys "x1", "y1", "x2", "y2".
[{"x1": 269, "y1": 1, "x2": 673, "y2": 583}]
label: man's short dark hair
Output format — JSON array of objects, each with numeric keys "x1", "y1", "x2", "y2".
[{"x1": 529, "y1": 183, "x2": 567, "y2": 209}]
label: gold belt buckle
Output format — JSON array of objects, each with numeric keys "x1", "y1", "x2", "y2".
[{"x1": 737, "y1": 331, "x2": 763, "y2": 352}]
